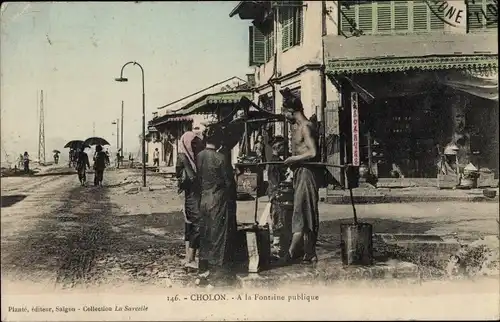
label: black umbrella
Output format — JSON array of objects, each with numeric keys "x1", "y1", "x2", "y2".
[
  {"x1": 52, "y1": 150, "x2": 61, "y2": 154},
  {"x1": 64, "y1": 140, "x2": 89, "y2": 150},
  {"x1": 84, "y1": 137, "x2": 110, "y2": 146}
]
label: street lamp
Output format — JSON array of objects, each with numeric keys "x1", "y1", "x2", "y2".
[
  {"x1": 115, "y1": 61, "x2": 146, "y2": 187},
  {"x1": 111, "y1": 119, "x2": 119, "y2": 169}
]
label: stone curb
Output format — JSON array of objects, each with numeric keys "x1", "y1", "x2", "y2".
[
  {"x1": 237, "y1": 261, "x2": 422, "y2": 288},
  {"x1": 325, "y1": 195, "x2": 498, "y2": 204}
]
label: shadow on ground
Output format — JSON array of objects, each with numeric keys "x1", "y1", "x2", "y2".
[
  {"x1": 1, "y1": 185, "x2": 188, "y2": 286},
  {"x1": 1, "y1": 195, "x2": 27, "y2": 208}
]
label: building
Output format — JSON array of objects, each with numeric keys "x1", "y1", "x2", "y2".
[
  {"x1": 230, "y1": 0, "x2": 498, "y2": 187},
  {"x1": 145, "y1": 76, "x2": 250, "y2": 169}
]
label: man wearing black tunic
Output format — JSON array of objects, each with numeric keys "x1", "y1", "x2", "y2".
[
  {"x1": 196, "y1": 127, "x2": 238, "y2": 285},
  {"x1": 281, "y1": 92, "x2": 320, "y2": 264}
]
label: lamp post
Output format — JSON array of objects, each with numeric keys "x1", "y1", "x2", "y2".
[
  {"x1": 115, "y1": 61, "x2": 146, "y2": 187},
  {"x1": 111, "y1": 119, "x2": 119, "y2": 168}
]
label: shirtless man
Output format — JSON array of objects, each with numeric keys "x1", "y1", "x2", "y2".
[{"x1": 280, "y1": 90, "x2": 320, "y2": 265}]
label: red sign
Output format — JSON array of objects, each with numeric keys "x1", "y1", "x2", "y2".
[{"x1": 351, "y1": 92, "x2": 360, "y2": 166}]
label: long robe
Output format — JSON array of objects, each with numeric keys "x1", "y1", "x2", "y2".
[
  {"x1": 197, "y1": 147, "x2": 237, "y2": 271},
  {"x1": 175, "y1": 152, "x2": 201, "y2": 249}
]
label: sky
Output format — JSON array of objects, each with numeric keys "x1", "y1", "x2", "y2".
[{"x1": 1, "y1": 1, "x2": 251, "y2": 164}]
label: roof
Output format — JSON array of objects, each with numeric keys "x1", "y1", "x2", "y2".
[
  {"x1": 156, "y1": 76, "x2": 247, "y2": 110},
  {"x1": 151, "y1": 115, "x2": 193, "y2": 127},
  {"x1": 324, "y1": 32, "x2": 498, "y2": 74},
  {"x1": 164, "y1": 90, "x2": 253, "y2": 116},
  {"x1": 229, "y1": 1, "x2": 269, "y2": 19}
]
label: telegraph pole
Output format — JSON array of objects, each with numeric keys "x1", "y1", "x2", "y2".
[
  {"x1": 37, "y1": 90, "x2": 46, "y2": 164},
  {"x1": 121, "y1": 100, "x2": 124, "y2": 167}
]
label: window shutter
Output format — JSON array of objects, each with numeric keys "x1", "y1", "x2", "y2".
[
  {"x1": 249, "y1": 25, "x2": 265, "y2": 66},
  {"x1": 281, "y1": 8, "x2": 293, "y2": 50},
  {"x1": 340, "y1": 2, "x2": 356, "y2": 33},
  {"x1": 377, "y1": 3, "x2": 392, "y2": 32},
  {"x1": 358, "y1": 3, "x2": 374, "y2": 33},
  {"x1": 468, "y1": 0, "x2": 484, "y2": 30},
  {"x1": 428, "y1": 1, "x2": 444, "y2": 30},
  {"x1": 394, "y1": 2, "x2": 410, "y2": 31},
  {"x1": 486, "y1": 0, "x2": 498, "y2": 29},
  {"x1": 265, "y1": 28, "x2": 274, "y2": 62},
  {"x1": 294, "y1": 6, "x2": 304, "y2": 45},
  {"x1": 412, "y1": 1, "x2": 429, "y2": 31}
]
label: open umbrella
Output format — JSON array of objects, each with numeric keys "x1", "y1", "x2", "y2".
[
  {"x1": 84, "y1": 137, "x2": 110, "y2": 146},
  {"x1": 64, "y1": 140, "x2": 89, "y2": 150},
  {"x1": 52, "y1": 150, "x2": 61, "y2": 154}
]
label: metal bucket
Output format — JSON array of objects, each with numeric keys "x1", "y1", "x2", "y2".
[{"x1": 340, "y1": 223, "x2": 374, "y2": 266}]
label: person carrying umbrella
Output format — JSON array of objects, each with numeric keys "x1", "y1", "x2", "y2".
[
  {"x1": 76, "y1": 147, "x2": 90, "y2": 186},
  {"x1": 93, "y1": 145, "x2": 107, "y2": 186}
]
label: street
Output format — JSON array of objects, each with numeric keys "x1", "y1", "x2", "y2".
[{"x1": 2, "y1": 168, "x2": 499, "y2": 291}]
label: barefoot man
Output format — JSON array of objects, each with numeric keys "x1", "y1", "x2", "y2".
[{"x1": 280, "y1": 89, "x2": 320, "y2": 265}]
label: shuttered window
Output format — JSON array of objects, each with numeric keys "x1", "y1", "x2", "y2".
[
  {"x1": 339, "y1": 1, "x2": 445, "y2": 35},
  {"x1": 468, "y1": 0, "x2": 498, "y2": 31},
  {"x1": 377, "y1": 2, "x2": 392, "y2": 32},
  {"x1": 265, "y1": 28, "x2": 275, "y2": 63},
  {"x1": 249, "y1": 25, "x2": 265, "y2": 66},
  {"x1": 394, "y1": 2, "x2": 410, "y2": 31},
  {"x1": 280, "y1": 1, "x2": 303, "y2": 51}
]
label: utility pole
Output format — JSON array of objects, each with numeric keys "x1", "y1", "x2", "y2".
[
  {"x1": 37, "y1": 90, "x2": 46, "y2": 164},
  {"x1": 121, "y1": 100, "x2": 124, "y2": 167},
  {"x1": 112, "y1": 119, "x2": 119, "y2": 168}
]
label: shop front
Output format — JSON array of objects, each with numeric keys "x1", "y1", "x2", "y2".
[{"x1": 323, "y1": 33, "x2": 498, "y2": 188}]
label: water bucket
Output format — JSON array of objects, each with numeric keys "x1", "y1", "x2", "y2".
[{"x1": 340, "y1": 223, "x2": 374, "y2": 266}]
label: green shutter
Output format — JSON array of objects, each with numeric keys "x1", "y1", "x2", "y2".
[
  {"x1": 281, "y1": 8, "x2": 293, "y2": 50},
  {"x1": 340, "y1": 2, "x2": 356, "y2": 33},
  {"x1": 358, "y1": 3, "x2": 374, "y2": 33},
  {"x1": 294, "y1": 6, "x2": 304, "y2": 45},
  {"x1": 265, "y1": 29, "x2": 274, "y2": 62},
  {"x1": 377, "y1": 3, "x2": 392, "y2": 32},
  {"x1": 428, "y1": 1, "x2": 444, "y2": 30},
  {"x1": 413, "y1": 1, "x2": 429, "y2": 31},
  {"x1": 468, "y1": 0, "x2": 484, "y2": 30},
  {"x1": 394, "y1": 2, "x2": 410, "y2": 31},
  {"x1": 486, "y1": 0, "x2": 498, "y2": 29},
  {"x1": 249, "y1": 25, "x2": 265, "y2": 66}
]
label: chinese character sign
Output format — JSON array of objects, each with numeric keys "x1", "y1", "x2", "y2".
[{"x1": 351, "y1": 92, "x2": 360, "y2": 167}]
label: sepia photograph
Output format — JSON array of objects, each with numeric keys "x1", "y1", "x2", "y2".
[{"x1": 1, "y1": 1, "x2": 499, "y2": 321}]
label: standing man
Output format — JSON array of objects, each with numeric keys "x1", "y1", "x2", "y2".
[
  {"x1": 153, "y1": 148, "x2": 160, "y2": 167},
  {"x1": 76, "y1": 148, "x2": 91, "y2": 186},
  {"x1": 93, "y1": 145, "x2": 107, "y2": 186},
  {"x1": 280, "y1": 90, "x2": 320, "y2": 265}
]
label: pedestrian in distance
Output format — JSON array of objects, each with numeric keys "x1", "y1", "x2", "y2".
[
  {"x1": 153, "y1": 148, "x2": 160, "y2": 167},
  {"x1": 93, "y1": 145, "x2": 107, "y2": 187},
  {"x1": 176, "y1": 130, "x2": 205, "y2": 271},
  {"x1": 76, "y1": 147, "x2": 91, "y2": 186},
  {"x1": 23, "y1": 152, "x2": 30, "y2": 173}
]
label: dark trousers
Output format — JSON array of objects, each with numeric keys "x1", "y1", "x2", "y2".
[
  {"x1": 94, "y1": 169, "x2": 104, "y2": 186},
  {"x1": 23, "y1": 161, "x2": 29, "y2": 173},
  {"x1": 77, "y1": 167, "x2": 87, "y2": 183},
  {"x1": 153, "y1": 158, "x2": 159, "y2": 166}
]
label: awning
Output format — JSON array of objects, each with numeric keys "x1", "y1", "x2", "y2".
[
  {"x1": 437, "y1": 68, "x2": 498, "y2": 101},
  {"x1": 165, "y1": 90, "x2": 253, "y2": 116},
  {"x1": 324, "y1": 33, "x2": 498, "y2": 75},
  {"x1": 151, "y1": 115, "x2": 193, "y2": 127}
]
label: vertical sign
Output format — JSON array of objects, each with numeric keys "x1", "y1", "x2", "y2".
[{"x1": 351, "y1": 92, "x2": 360, "y2": 166}]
